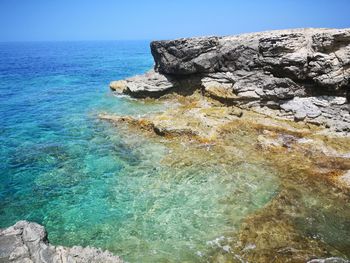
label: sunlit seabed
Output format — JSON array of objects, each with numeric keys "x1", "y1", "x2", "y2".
[{"x1": 0, "y1": 41, "x2": 349, "y2": 262}]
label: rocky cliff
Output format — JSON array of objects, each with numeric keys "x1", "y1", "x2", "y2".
[
  {"x1": 0, "y1": 221, "x2": 123, "y2": 263},
  {"x1": 110, "y1": 28, "x2": 350, "y2": 132}
]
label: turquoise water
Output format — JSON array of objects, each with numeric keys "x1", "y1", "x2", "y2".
[{"x1": 0, "y1": 41, "x2": 279, "y2": 262}]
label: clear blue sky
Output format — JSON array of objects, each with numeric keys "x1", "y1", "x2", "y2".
[{"x1": 0, "y1": 0, "x2": 349, "y2": 41}]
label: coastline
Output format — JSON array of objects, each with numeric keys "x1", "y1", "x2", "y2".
[
  {"x1": 106, "y1": 28, "x2": 350, "y2": 262},
  {"x1": 2, "y1": 28, "x2": 350, "y2": 262}
]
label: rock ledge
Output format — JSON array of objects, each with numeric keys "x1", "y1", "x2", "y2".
[{"x1": 110, "y1": 28, "x2": 350, "y2": 133}]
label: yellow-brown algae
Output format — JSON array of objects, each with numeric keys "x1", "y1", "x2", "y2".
[{"x1": 99, "y1": 92, "x2": 350, "y2": 262}]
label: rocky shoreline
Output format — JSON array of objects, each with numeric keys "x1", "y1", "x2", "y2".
[
  {"x1": 110, "y1": 28, "x2": 350, "y2": 133},
  {"x1": 108, "y1": 28, "x2": 350, "y2": 262},
  {"x1": 0, "y1": 222, "x2": 348, "y2": 263},
  {"x1": 108, "y1": 28, "x2": 350, "y2": 196},
  {"x1": 0, "y1": 221, "x2": 123, "y2": 263},
  {"x1": 2, "y1": 29, "x2": 350, "y2": 263}
]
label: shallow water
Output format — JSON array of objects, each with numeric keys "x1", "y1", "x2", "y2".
[{"x1": 0, "y1": 41, "x2": 349, "y2": 262}]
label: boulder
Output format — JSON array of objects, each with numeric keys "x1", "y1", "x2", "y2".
[
  {"x1": 110, "y1": 70, "x2": 175, "y2": 97},
  {"x1": 0, "y1": 221, "x2": 123, "y2": 263}
]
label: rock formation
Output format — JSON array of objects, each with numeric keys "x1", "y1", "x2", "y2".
[
  {"x1": 0, "y1": 221, "x2": 123, "y2": 263},
  {"x1": 110, "y1": 28, "x2": 350, "y2": 132},
  {"x1": 308, "y1": 258, "x2": 350, "y2": 263}
]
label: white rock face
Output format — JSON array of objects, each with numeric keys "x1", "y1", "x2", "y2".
[{"x1": 0, "y1": 221, "x2": 123, "y2": 263}]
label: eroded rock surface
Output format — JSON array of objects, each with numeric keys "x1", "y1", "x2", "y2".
[
  {"x1": 0, "y1": 221, "x2": 123, "y2": 263},
  {"x1": 308, "y1": 258, "x2": 350, "y2": 263},
  {"x1": 110, "y1": 70, "x2": 175, "y2": 97},
  {"x1": 111, "y1": 28, "x2": 350, "y2": 132}
]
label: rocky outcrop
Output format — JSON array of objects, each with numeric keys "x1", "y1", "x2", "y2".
[
  {"x1": 110, "y1": 28, "x2": 350, "y2": 132},
  {"x1": 110, "y1": 70, "x2": 175, "y2": 98},
  {"x1": 0, "y1": 221, "x2": 123, "y2": 263}
]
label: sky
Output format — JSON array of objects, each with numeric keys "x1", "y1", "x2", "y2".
[{"x1": 0, "y1": 0, "x2": 350, "y2": 41}]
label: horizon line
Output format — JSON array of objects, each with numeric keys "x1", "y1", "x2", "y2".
[
  {"x1": 1, "y1": 26, "x2": 350, "y2": 43},
  {"x1": 0, "y1": 39, "x2": 155, "y2": 43}
]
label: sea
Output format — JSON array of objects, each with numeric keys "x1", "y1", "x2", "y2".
[{"x1": 1, "y1": 41, "x2": 349, "y2": 262}]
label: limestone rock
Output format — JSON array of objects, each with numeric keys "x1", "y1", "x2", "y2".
[
  {"x1": 0, "y1": 221, "x2": 123, "y2": 263},
  {"x1": 308, "y1": 257, "x2": 350, "y2": 263},
  {"x1": 280, "y1": 96, "x2": 349, "y2": 131},
  {"x1": 111, "y1": 28, "x2": 350, "y2": 132},
  {"x1": 151, "y1": 28, "x2": 350, "y2": 95},
  {"x1": 281, "y1": 97, "x2": 323, "y2": 120},
  {"x1": 110, "y1": 69, "x2": 203, "y2": 98},
  {"x1": 151, "y1": 36, "x2": 220, "y2": 75},
  {"x1": 109, "y1": 80, "x2": 128, "y2": 94},
  {"x1": 110, "y1": 70, "x2": 175, "y2": 97}
]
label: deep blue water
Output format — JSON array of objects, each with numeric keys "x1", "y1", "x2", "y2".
[{"x1": 0, "y1": 41, "x2": 281, "y2": 262}]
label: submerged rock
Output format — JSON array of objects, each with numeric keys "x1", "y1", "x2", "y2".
[
  {"x1": 308, "y1": 257, "x2": 350, "y2": 263},
  {"x1": 111, "y1": 28, "x2": 350, "y2": 132},
  {"x1": 0, "y1": 221, "x2": 123, "y2": 263},
  {"x1": 339, "y1": 170, "x2": 350, "y2": 187}
]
